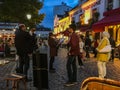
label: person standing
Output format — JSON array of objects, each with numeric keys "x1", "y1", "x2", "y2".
[
  {"x1": 93, "y1": 38, "x2": 99, "y2": 58},
  {"x1": 65, "y1": 23, "x2": 80, "y2": 86},
  {"x1": 15, "y1": 24, "x2": 32, "y2": 80},
  {"x1": 48, "y1": 32, "x2": 58, "y2": 73},
  {"x1": 77, "y1": 37, "x2": 84, "y2": 68},
  {"x1": 96, "y1": 31, "x2": 111, "y2": 78},
  {"x1": 29, "y1": 27, "x2": 38, "y2": 52},
  {"x1": 85, "y1": 35, "x2": 91, "y2": 59},
  {"x1": 109, "y1": 36, "x2": 115, "y2": 62}
]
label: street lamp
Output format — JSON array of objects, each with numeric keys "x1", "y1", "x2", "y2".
[
  {"x1": 26, "y1": 14, "x2": 31, "y2": 30},
  {"x1": 26, "y1": 14, "x2": 31, "y2": 20}
]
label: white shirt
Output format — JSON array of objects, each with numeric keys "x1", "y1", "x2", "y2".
[{"x1": 79, "y1": 41, "x2": 84, "y2": 53}]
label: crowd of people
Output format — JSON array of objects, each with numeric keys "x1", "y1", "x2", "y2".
[
  {"x1": 47, "y1": 23, "x2": 120, "y2": 86},
  {"x1": 0, "y1": 38, "x2": 14, "y2": 57},
  {"x1": 13, "y1": 23, "x2": 120, "y2": 85}
]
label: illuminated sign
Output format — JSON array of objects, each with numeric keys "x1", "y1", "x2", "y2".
[{"x1": 81, "y1": 0, "x2": 97, "y2": 10}]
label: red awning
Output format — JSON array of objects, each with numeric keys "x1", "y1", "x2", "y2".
[
  {"x1": 92, "y1": 8, "x2": 120, "y2": 33},
  {"x1": 80, "y1": 25, "x2": 91, "y2": 32}
]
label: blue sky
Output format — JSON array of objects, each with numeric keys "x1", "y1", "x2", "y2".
[{"x1": 39, "y1": 0, "x2": 78, "y2": 29}]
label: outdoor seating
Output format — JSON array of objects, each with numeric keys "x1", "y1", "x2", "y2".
[
  {"x1": 80, "y1": 77, "x2": 120, "y2": 90},
  {"x1": 5, "y1": 73, "x2": 27, "y2": 90}
]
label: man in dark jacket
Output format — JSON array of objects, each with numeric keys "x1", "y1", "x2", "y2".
[
  {"x1": 65, "y1": 23, "x2": 80, "y2": 86},
  {"x1": 15, "y1": 24, "x2": 32, "y2": 80},
  {"x1": 85, "y1": 35, "x2": 91, "y2": 59},
  {"x1": 29, "y1": 27, "x2": 38, "y2": 52}
]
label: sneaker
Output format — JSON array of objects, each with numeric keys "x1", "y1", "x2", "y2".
[{"x1": 64, "y1": 82, "x2": 75, "y2": 86}]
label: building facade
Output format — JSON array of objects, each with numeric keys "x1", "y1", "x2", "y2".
[
  {"x1": 53, "y1": 3, "x2": 72, "y2": 37},
  {"x1": 53, "y1": 0, "x2": 120, "y2": 45},
  {"x1": 92, "y1": 0, "x2": 120, "y2": 45},
  {"x1": 53, "y1": 2, "x2": 72, "y2": 18}
]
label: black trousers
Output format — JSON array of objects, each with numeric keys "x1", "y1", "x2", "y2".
[
  {"x1": 49, "y1": 56, "x2": 55, "y2": 70},
  {"x1": 85, "y1": 46, "x2": 90, "y2": 58},
  {"x1": 110, "y1": 49, "x2": 114, "y2": 61},
  {"x1": 67, "y1": 55, "x2": 77, "y2": 82},
  {"x1": 77, "y1": 55, "x2": 83, "y2": 66},
  {"x1": 18, "y1": 54, "x2": 30, "y2": 78},
  {"x1": 93, "y1": 47, "x2": 97, "y2": 57}
]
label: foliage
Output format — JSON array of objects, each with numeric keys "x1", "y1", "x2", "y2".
[{"x1": 0, "y1": 0, "x2": 45, "y2": 27}]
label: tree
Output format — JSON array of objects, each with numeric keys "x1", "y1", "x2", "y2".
[{"x1": 0, "y1": 0, "x2": 45, "y2": 27}]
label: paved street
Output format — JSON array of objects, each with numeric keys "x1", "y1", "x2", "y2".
[
  {"x1": 0, "y1": 48, "x2": 120, "y2": 90},
  {"x1": 49, "y1": 48, "x2": 120, "y2": 90}
]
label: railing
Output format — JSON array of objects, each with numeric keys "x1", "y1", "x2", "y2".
[{"x1": 80, "y1": 77, "x2": 120, "y2": 90}]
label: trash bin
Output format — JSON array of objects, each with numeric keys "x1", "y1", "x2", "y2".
[{"x1": 32, "y1": 48, "x2": 48, "y2": 89}]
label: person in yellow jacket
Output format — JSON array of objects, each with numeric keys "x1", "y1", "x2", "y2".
[{"x1": 96, "y1": 31, "x2": 111, "y2": 78}]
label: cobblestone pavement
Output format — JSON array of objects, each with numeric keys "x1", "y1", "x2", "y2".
[
  {"x1": 49, "y1": 48, "x2": 120, "y2": 90},
  {"x1": 0, "y1": 48, "x2": 120, "y2": 90}
]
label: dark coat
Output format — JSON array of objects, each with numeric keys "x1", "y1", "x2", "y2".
[
  {"x1": 109, "y1": 37, "x2": 115, "y2": 48},
  {"x1": 68, "y1": 32, "x2": 80, "y2": 55},
  {"x1": 30, "y1": 33, "x2": 38, "y2": 52},
  {"x1": 15, "y1": 29, "x2": 32, "y2": 55},
  {"x1": 85, "y1": 37, "x2": 91, "y2": 47},
  {"x1": 48, "y1": 37, "x2": 57, "y2": 57}
]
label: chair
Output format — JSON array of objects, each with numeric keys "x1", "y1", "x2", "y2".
[
  {"x1": 80, "y1": 77, "x2": 120, "y2": 90},
  {"x1": 5, "y1": 73, "x2": 27, "y2": 90}
]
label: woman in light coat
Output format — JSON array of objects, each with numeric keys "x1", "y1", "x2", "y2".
[{"x1": 96, "y1": 31, "x2": 111, "y2": 78}]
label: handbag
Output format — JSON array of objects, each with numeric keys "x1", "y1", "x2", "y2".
[{"x1": 99, "y1": 45, "x2": 111, "y2": 53}]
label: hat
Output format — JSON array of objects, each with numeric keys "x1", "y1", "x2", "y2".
[{"x1": 102, "y1": 31, "x2": 110, "y2": 38}]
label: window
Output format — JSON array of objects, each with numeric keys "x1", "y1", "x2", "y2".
[
  {"x1": 80, "y1": 14, "x2": 84, "y2": 25},
  {"x1": 107, "y1": 0, "x2": 113, "y2": 11}
]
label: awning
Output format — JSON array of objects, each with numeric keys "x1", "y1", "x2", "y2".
[
  {"x1": 92, "y1": 8, "x2": 120, "y2": 32},
  {"x1": 80, "y1": 25, "x2": 91, "y2": 32}
]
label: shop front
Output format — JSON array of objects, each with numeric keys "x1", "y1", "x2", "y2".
[{"x1": 92, "y1": 8, "x2": 120, "y2": 46}]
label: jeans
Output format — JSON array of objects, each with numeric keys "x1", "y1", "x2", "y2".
[
  {"x1": 97, "y1": 61, "x2": 106, "y2": 78},
  {"x1": 67, "y1": 55, "x2": 77, "y2": 82},
  {"x1": 18, "y1": 54, "x2": 30, "y2": 78}
]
